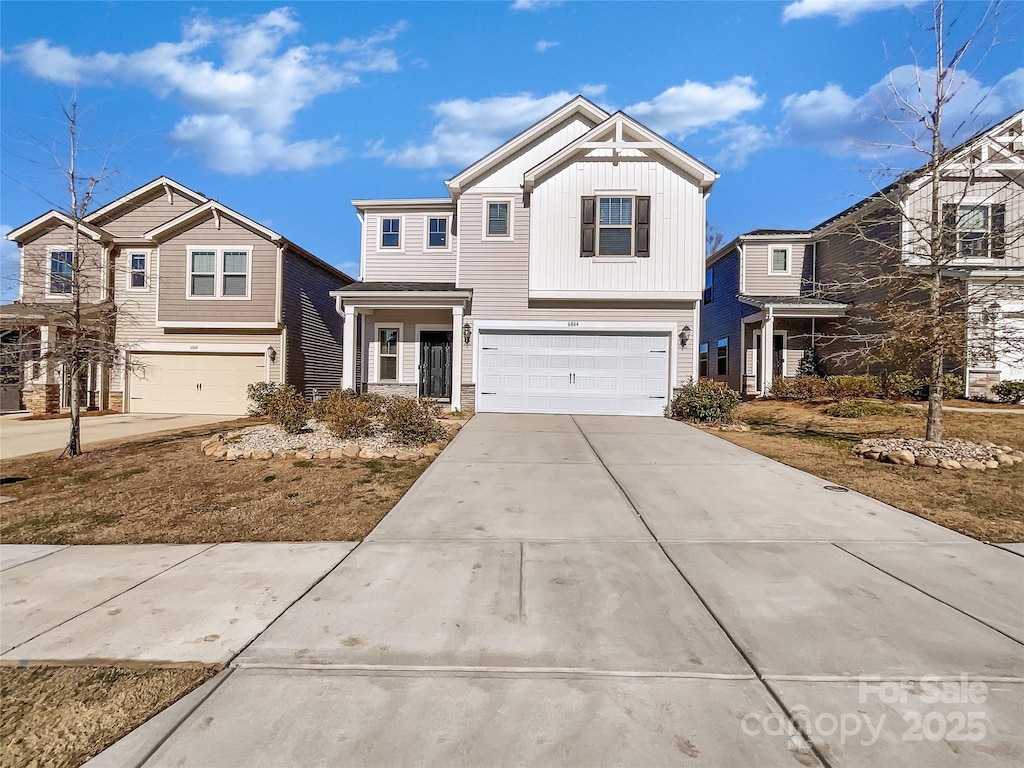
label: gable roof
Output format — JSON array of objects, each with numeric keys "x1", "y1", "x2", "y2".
[
  {"x1": 85, "y1": 176, "x2": 207, "y2": 224},
  {"x1": 5, "y1": 211, "x2": 111, "y2": 244},
  {"x1": 144, "y1": 200, "x2": 281, "y2": 242},
  {"x1": 525, "y1": 111, "x2": 718, "y2": 193},
  {"x1": 445, "y1": 96, "x2": 609, "y2": 196}
]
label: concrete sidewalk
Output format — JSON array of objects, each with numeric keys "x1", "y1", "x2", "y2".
[
  {"x1": 6, "y1": 414, "x2": 1022, "y2": 766},
  {"x1": 0, "y1": 413, "x2": 238, "y2": 460}
]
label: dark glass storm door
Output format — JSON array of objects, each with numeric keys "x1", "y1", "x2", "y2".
[{"x1": 419, "y1": 331, "x2": 453, "y2": 400}]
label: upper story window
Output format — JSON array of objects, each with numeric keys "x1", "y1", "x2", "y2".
[
  {"x1": 581, "y1": 195, "x2": 650, "y2": 258},
  {"x1": 380, "y1": 218, "x2": 401, "y2": 249},
  {"x1": 48, "y1": 250, "x2": 73, "y2": 295},
  {"x1": 127, "y1": 252, "x2": 148, "y2": 290},
  {"x1": 427, "y1": 217, "x2": 448, "y2": 248},
  {"x1": 704, "y1": 267, "x2": 714, "y2": 304},
  {"x1": 485, "y1": 201, "x2": 511, "y2": 238},
  {"x1": 945, "y1": 203, "x2": 1006, "y2": 259},
  {"x1": 188, "y1": 247, "x2": 250, "y2": 299},
  {"x1": 769, "y1": 246, "x2": 790, "y2": 274}
]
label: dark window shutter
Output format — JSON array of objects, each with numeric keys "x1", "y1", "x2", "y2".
[
  {"x1": 635, "y1": 196, "x2": 651, "y2": 257},
  {"x1": 991, "y1": 203, "x2": 1006, "y2": 258},
  {"x1": 942, "y1": 203, "x2": 957, "y2": 258},
  {"x1": 581, "y1": 197, "x2": 595, "y2": 257},
  {"x1": 450, "y1": 211, "x2": 457, "y2": 237}
]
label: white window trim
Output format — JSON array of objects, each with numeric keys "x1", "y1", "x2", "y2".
[
  {"x1": 482, "y1": 199, "x2": 514, "y2": 241},
  {"x1": 45, "y1": 246, "x2": 75, "y2": 299},
  {"x1": 378, "y1": 215, "x2": 404, "y2": 252},
  {"x1": 595, "y1": 193, "x2": 636, "y2": 259},
  {"x1": 955, "y1": 201, "x2": 994, "y2": 261},
  {"x1": 424, "y1": 214, "x2": 453, "y2": 252},
  {"x1": 375, "y1": 324, "x2": 403, "y2": 383},
  {"x1": 186, "y1": 245, "x2": 252, "y2": 301},
  {"x1": 716, "y1": 337, "x2": 730, "y2": 376},
  {"x1": 768, "y1": 245, "x2": 792, "y2": 275},
  {"x1": 125, "y1": 249, "x2": 151, "y2": 292}
]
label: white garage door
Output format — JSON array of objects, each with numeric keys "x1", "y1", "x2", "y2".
[
  {"x1": 129, "y1": 352, "x2": 265, "y2": 415},
  {"x1": 477, "y1": 331, "x2": 670, "y2": 416}
]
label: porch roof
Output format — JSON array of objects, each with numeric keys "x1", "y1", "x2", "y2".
[
  {"x1": 330, "y1": 282, "x2": 472, "y2": 312},
  {"x1": 0, "y1": 301, "x2": 116, "y2": 327},
  {"x1": 739, "y1": 294, "x2": 849, "y2": 318}
]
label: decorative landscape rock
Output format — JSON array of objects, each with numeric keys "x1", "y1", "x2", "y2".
[{"x1": 852, "y1": 436, "x2": 1020, "y2": 471}]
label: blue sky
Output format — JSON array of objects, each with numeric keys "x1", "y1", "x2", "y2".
[{"x1": 2, "y1": 0, "x2": 1021, "y2": 301}]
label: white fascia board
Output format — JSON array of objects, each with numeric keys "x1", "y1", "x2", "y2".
[
  {"x1": 85, "y1": 177, "x2": 207, "y2": 223},
  {"x1": 154, "y1": 320, "x2": 281, "y2": 329},
  {"x1": 144, "y1": 201, "x2": 281, "y2": 242},
  {"x1": 6, "y1": 211, "x2": 108, "y2": 242},
  {"x1": 475, "y1": 319, "x2": 677, "y2": 333},
  {"x1": 768, "y1": 307, "x2": 849, "y2": 318},
  {"x1": 330, "y1": 290, "x2": 472, "y2": 301},
  {"x1": 351, "y1": 198, "x2": 454, "y2": 211},
  {"x1": 529, "y1": 290, "x2": 701, "y2": 301}
]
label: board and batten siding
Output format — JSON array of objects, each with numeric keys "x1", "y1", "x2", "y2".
[
  {"x1": 363, "y1": 210, "x2": 457, "y2": 283},
  {"x1": 281, "y1": 249, "x2": 345, "y2": 399},
  {"x1": 741, "y1": 241, "x2": 812, "y2": 297},
  {"x1": 470, "y1": 116, "x2": 598, "y2": 189},
  {"x1": 528, "y1": 156, "x2": 704, "y2": 295},
  {"x1": 90, "y1": 189, "x2": 204, "y2": 239},
  {"x1": 155, "y1": 215, "x2": 277, "y2": 324},
  {"x1": 17, "y1": 224, "x2": 107, "y2": 303}
]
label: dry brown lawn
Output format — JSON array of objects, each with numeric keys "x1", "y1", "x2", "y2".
[
  {"x1": 715, "y1": 400, "x2": 1024, "y2": 542},
  {"x1": 0, "y1": 421, "x2": 435, "y2": 544},
  {"x1": 1, "y1": 665, "x2": 217, "y2": 768}
]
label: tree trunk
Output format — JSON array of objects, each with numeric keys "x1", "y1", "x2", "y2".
[
  {"x1": 925, "y1": 345, "x2": 944, "y2": 442},
  {"x1": 65, "y1": 363, "x2": 82, "y2": 458}
]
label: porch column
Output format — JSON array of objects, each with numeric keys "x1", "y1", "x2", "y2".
[
  {"x1": 342, "y1": 304, "x2": 357, "y2": 390},
  {"x1": 40, "y1": 324, "x2": 55, "y2": 385},
  {"x1": 451, "y1": 306, "x2": 463, "y2": 410},
  {"x1": 761, "y1": 311, "x2": 775, "y2": 395}
]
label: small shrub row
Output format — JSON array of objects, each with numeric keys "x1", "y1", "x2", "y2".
[
  {"x1": 821, "y1": 400, "x2": 909, "y2": 418},
  {"x1": 671, "y1": 379, "x2": 741, "y2": 423},
  {"x1": 992, "y1": 380, "x2": 1024, "y2": 404},
  {"x1": 768, "y1": 373, "x2": 965, "y2": 402}
]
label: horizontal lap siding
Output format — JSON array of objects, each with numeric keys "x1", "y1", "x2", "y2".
[
  {"x1": 364, "y1": 309, "x2": 452, "y2": 386},
  {"x1": 17, "y1": 225, "x2": 107, "y2": 303},
  {"x1": 282, "y1": 250, "x2": 345, "y2": 399},
  {"x1": 364, "y1": 212, "x2": 457, "y2": 283},
  {"x1": 742, "y1": 241, "x2": 810, "y2": 297},
  {"x1": 156, "y1": 216, "x2": 277, "y2": 323},
  {"x1": 92, "y1": 190, "x2": 203, "y2": 239}
]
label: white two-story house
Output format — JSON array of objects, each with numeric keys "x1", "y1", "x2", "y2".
[{"x1": 331, "y1": 96, "x2": 718, "y2": 416}]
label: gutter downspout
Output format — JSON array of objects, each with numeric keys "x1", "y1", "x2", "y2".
[{"x1": 357, "y1": 211, "x2": 366, "y2": 282}]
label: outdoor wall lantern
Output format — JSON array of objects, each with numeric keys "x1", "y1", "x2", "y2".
[
  {"x1": 266, "y1": 346, "x2": 277, "y2": 362},
  {"x1": 679, "y1": 325, "x2": 691, "y2": 348},
  {"x1": 462, "y1": 322, "x2": 472, "y2": 346}
]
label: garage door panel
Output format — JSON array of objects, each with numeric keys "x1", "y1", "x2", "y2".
[
  {"x1": 477, "y1": 331, "x2": 670, "y2": 416},
  {"x1": 130, "y1": 353, "x2": 263, "y2": 415}
]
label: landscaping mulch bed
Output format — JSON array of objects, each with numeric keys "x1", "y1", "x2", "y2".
[
  {"x1": 0, "y1": 420, "x2": 437, "y2": 544},
  {"x1": 716, "y1": 400, "x2": 1024, "y2": 542},
  {"x1": 1, "y1": 665, "x2": 218, "y2": 768}
]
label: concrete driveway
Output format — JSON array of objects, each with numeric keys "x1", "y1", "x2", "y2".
[
  {"x1": 4, "y1": 414, "x2": 1022, "y2": 766},
  {"x1": 0, "y1": 412, "x2": 240, "y2": 459}
]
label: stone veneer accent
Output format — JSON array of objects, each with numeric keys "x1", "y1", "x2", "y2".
[
  {"x1": 460, "y1": 384, "x2": 476, "y2": 413},
  {"x1": 109, "y1": 391, "x2": 124, "y2": 413},
  {"x1": 22, "y1": 384, "x2": 60, "y2": 415},
  {"x1": 366, "y1": 383, "x2": 419, "y2": 398}
]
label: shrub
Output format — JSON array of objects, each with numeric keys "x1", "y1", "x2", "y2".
[
  {"x1": 670, "y1": 379, "x2": 741, "y2": 423},
  {"x1": 940, "y1": 373, "x2": 965, "y2": 400},
  {"x1": 768, "y1": 376, "x2": 830, "y2": 401},
  {"x1": 992, "y1": 380, "x2": 1024, "y2": 404},
  {"x1": 883, "y1": 372, "x2": 928, "y2": 401},
  {"x1": 307, "y1": 396, "x2": 330, "y2": 422},
  {"x1": 822, "y1": 399, "x2": 909, "y2": 418},
  {"x1": 322, "y1": 390, "x2": 377, "y2": 438},
  {"x1": 826, "y1": 375, "x2": 881, "y2": 400},
  {"x1": 267, "y1": 384, "x2": 309, "y2": 434},
  {"x1": 246, "y1": 381, "x2": 282, "y2": 417},
  {"x1": 380, "y1": 395, "x2": 446, "y2": 444},
  {"x1": 796, "y1": 346, "x2": 826, "y2": 378}
]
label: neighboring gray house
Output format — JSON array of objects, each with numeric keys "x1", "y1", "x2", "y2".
[
  {"x1": 332, "y1": 96, "x2": 718, "y2": 416},
  {"x1": 3, "y1": 177, "x2": 353, "y2": 415},
  {"x1": 703, "y1": 110, "x2": 1024, "y2": 398}
]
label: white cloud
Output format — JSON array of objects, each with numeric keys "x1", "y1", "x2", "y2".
[
  {"x1": 625, "y1": 77, "x2": 766, "y2": 139},
  {"x1": 779, "y1": 65, "x2": 1024, "y2": 159},
  {"x1": 782, "y1": 0, "x2": 923, "y2": 24},
  {"x1": 7, "y1": 8, "x2": 405, "y2": 174},
  {"x1": 712, "y1": 124, "x2": 774, "y2": 170},
  {"x1": 377, "y1": 91, "x2": 577, "y2": 169},
  {"x1": 511, "y1": 0, "x2": 563, "y2": 10},
  {"x1": 579, "y1": 83, "x2": 607, "y2": 98},
  {"x1": 535, "y1": 40, "x2": 560, "y2": 53}
]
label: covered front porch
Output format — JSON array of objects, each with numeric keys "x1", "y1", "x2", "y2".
[
  {"x1": 739, "y1": 296, "x2": 849, "y2": 396},
  {"x1": 331, "y1": 283, "x2": 473, "y2": 410}
]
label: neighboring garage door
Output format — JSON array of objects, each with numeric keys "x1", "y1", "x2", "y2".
[
  {"x1": 477, "y1": 331, "x2": 670, "y2": 416},
  {"x1": 128, "y1": 352, "x2": 265, "y2": 415}
]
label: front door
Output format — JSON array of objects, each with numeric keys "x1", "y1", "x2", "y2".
[{"x1": 419, "y1": 331, "x2": 452, "y2": 400}]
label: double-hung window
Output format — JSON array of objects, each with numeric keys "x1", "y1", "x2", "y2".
[
  {"x1": 581, "y1": 195, "x2": 650, "y2": 257},
  {"x1": 49, "y1": 250, "x2": 73, "y2": 295},
  {"x1": 717, "y1": 338, "x2": 729, "y2": 376},
  {"x1": 428, "y1": 217, "x2": 448, "y2": 248},
  {"x1": 599, "y1": 197, "x2": 633, "y2": 256},
  {"x1": 946, "y1": 203, "x2": 1006, "y2": 259},
  {"x1": 188, "y1": 247, "x2": 250, "y2": 298},
  {"x1": 769, "y1": 246, "x2": 790, "y2": 274},
  {"x1": 699, "y1": 343, "x2": 709, "y2": 377},
  {"x1": 378, "y1": 328, "x2": 399, "y2": 381},
  {"x1": 128, "y1": 252, "x2": 148, "y2": 290},
  {"x1": 485, "y1": 201, "x2": 511, "y2": 238},
  {"x1": 704, "y1": 268, "x2": 714, "y2": 304},
  {"x1": 381, "y1": 218, "x2": 401, "y2": 249}
]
